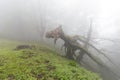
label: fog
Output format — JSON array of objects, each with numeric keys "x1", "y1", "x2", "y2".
[{"x1": 0, "y1": 0, "x2": 120, "y2": 80}]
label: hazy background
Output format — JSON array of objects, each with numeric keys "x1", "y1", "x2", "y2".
[{"x1": 0, "y1": 0, "x2": 120, "y2": 80}]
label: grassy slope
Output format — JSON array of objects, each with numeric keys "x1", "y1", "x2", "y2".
[{"x1": 0, "y1": 39, "x2": 101, "y2": 80}]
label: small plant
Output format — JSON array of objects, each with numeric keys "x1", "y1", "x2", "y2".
[
  {"x1": 0, "y1": 56, "x2": 7, "y2": 66},
  {"x1": 68, "y1": 61, "x2": 77, "y2": 67}
]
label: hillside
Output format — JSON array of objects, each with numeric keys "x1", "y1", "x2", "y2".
[{"x1": 0, "y1": 39, "x2": 101, "y2": 80}]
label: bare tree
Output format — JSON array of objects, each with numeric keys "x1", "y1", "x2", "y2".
[
  {"x1": 76, "y1": 19, "x2": 93, "y2": 62},
  {"x1": 30, "y1": 0, "x2": 46, "y2": 41},
  {"x1": 46, "y1": 26, "x2": 120, "y2": 79},
  {"x1": 36, "y1": 17, "x2": 46, "y2": 41}
]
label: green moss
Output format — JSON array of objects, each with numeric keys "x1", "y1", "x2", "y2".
[{"x1": 0, "y1": 39, "x2": 101, "y2": 80}]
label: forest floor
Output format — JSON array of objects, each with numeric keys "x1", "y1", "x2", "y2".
[{"x1": 0, "y1": 39, "x2": 101, "y2": 80}]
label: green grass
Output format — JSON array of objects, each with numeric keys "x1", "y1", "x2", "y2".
[{"x1": 0, "y1": 39, "x2": 101, "y2": 80}]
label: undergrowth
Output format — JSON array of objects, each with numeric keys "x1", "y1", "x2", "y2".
[{"x1": 0, "y1": 39, "x2": 101, "y2": 80}]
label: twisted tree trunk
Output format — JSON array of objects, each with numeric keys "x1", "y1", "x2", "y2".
[{"x1": 45, "y1": 26, "x2": 120, "y2": 79}]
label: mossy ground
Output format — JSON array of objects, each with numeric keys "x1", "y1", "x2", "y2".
[{"x1": 0, "y1": 39, "x2": 101, "y2": 80}]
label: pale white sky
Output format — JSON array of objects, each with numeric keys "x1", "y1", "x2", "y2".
[
  {"x1": 96, "y1": 0, "x2": 120, "y2": 38},
  {"x1": 0, "y1": 0, "x2": 120, "y2": 39}
]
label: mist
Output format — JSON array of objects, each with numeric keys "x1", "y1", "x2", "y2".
[{"x1": 0, "y1": 0, "x2": 120, "y2": 80}]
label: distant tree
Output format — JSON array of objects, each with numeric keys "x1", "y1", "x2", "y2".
[
  {"x1": 30, "y1": 0, "x2": 46, "y2": 41},
  {"x1": 36, "y1": 17, "x2": 46, "y2": 41},
  {"x1": 76, "y1": 19, "x2": 93, "y2": 62}
]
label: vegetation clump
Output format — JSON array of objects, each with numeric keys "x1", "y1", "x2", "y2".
[{"x1": 14, "y1": 45, "x2": 35, "y2": 50}]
